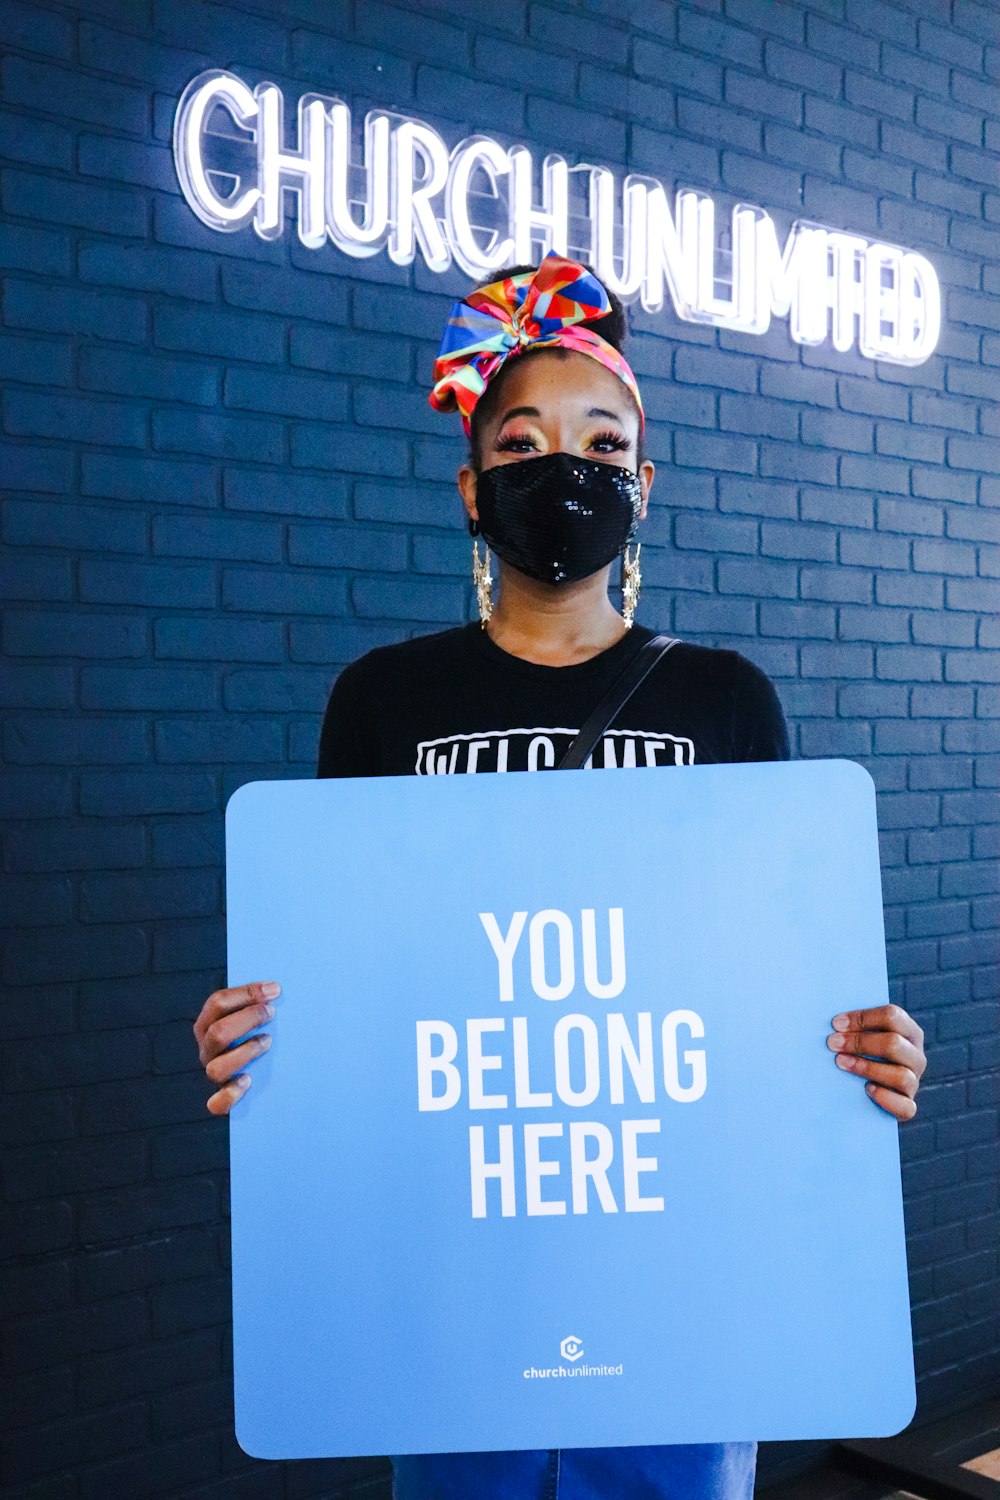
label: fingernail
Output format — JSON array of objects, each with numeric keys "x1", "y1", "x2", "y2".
[
  {"x1": 832, "y1": 1013, "x2": 849, "y2": 1030},
  {"x1": 264, "y1": 1002, "x2": 275, "y2": 1019},
  {"x1": 828, "y1": 1033, "x2": 846, "y2": 1050},
  {"x1": 238, "y1": 1073, "x2": 252, "y2": 1088},
  {"x1": 261, "y1": 982, "x2": 281, "y2": 999},
  {"x1": 835, "y1": 1053, "x2": 852, "y2": 1068},
  {"x1": 260, "y1": 1034, "x2": 272, "y2": 1049}
]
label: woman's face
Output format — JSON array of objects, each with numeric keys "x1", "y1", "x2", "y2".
[{"x1": 458, "y1": 349, "x2": 654, "y2": 528}]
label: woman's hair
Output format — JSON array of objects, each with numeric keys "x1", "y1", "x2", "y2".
[{"x1": 466, "y1": 260, "x2": 645, "y2": 474}]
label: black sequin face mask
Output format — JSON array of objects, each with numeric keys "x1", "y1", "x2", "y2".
[{"x1": 473, "y1": 451, "x2": 642, "y2": 587}]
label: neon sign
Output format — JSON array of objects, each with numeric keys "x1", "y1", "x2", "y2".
[{"x1": 173, "y1": 69, "x2": 941, "y2": 366}]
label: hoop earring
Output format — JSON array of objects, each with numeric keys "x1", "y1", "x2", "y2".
[
  {"x1": 622, "y1": 541, "x2": 641, "y2": 628},
  {"x1": 472, "y1": 531, "x2": 493, "y2": 627}
]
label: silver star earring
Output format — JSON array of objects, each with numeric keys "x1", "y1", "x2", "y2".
[
  {"x1": 622, "y1": 541, "x2": 641, "y2": 628},
  {"x1": 470, "y1": 520, "x2": 492, "y2": 627}
]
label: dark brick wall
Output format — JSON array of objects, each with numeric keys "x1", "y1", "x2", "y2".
[{"x1": 1, "y1": 0, "x2": 997, "y2": 1494}]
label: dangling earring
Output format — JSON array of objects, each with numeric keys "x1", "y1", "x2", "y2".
[
  {"x1": 470, "y1": 519, "x2": 492, "y2": 627},
  {"x1": 622, "y1": 541, "x2": 641, "y2": 628}
]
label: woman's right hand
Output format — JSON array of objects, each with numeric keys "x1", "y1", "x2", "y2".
[{"x1": 193, "y1": 981, "x2": 280, "y2": 1115}]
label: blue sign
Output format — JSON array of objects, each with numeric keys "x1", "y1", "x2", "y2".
[{"x1": 225, "y1": 760, "x2": 915, "y2": 1459}]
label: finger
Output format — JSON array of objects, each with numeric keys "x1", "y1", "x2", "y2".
[
  {"x1": 206, "y1": 1072, "x2": 253, "y2": 1116},
  {"x1": 827, "y1": 1027, "x2": 923, "y2": 1074},
  {"x1": 834, "y1": 1050, "x2": 919, "y2": 1099},
  {"x1": 202, "y1": 1000, "x2": 276, "y2": 1062},
  {"x1": 831, "y1": 1003, "x2": 921, "y2": 1046},
  {"x1": 195, "y1": 982, "x2": 281, "y2": 1040},
  {"x1": 862, "y1": 1080, "x2": 917, "y2": 1121},
  {"x1": 205, "y1": 1031, "x2": 272, "y2": 1085}
]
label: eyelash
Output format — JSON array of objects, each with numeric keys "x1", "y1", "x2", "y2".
[
  {"x1": 494, "y1": 429, "x2": 631, "y2": 454},
  {"x1": 591, "y1": 430, "x2": 631, "y2": 454}
]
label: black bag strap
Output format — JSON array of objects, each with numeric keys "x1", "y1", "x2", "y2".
[{"x1": 556, "y1": 634, "x2": 682, "y2": 771}]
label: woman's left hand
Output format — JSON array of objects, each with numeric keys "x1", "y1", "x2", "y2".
[{"x1": 827, "y1": 1004, "x2": 926, "y2": 1120}]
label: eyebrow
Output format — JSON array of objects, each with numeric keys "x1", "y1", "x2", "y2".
[{"x1": 497, "y1": 404, "x2": 626, "y2": 426}]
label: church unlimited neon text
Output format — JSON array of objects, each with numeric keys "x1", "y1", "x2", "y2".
[{"x1": 173, "y1": 69, "x2": 941, "y2": 366}]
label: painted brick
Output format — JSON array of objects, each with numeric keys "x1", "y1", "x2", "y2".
[
  {"x1": 765, "y1": 37, "x2": 842, "y2": 95},
  {"x1": 225, "y1": 367, "x2": 348, "y2": 424},
  {"x1": 0, "y1": 332, "x2": 70, "y2": 395},
  {"x1": 77, "y1": 20, "x2": 212, "y2": 91},
  {"x1": 3, "y1": 608, "x2": 146, "y2": 658},
  {"x1": 2, "y1": 167, "x2": 145, "y2": 237},
  {"x1": 722, "y1": 149, "x2": 802, "y2": 208},
  {"x1": 4, "y1": 280, "x2": 146, "y2": 344},
  {"x1": 675, "y1": 431, "x2": 757, "y2": 474},
  {"x1": 678, "y1": 8, "x2": 762, "y2": 68},
  {"x1": 4, "y1": 498, "x2": 146, "y2": 554},
  {"x1": 290, "y1": 324, "x2": 406, "y2": 382},
  {"x1": 153, "y1": 617, "x2": 283, "y2": 663},
  {"x1": 846, "y1": 67, "x2": 915, "y2": 124},
  {"x1": 288, "y1": 26, "x2": 412, "y2": 101},
  {"x1": 354, "y1": 3, "x2": 469, "y2": 67},
  {"x1": 78, "y1": 240, "x2": 217, "y2": 303},
  {"x1": 80, "y1": 665, "x2": 217, "y2": 711},
  {"x1": 717, "y1": 556, "x2": 798, "y2": 599},
  {"x1": 5, "y1": 390, "x2": 147, "y2": 448},
  {"x1": 718, "y1": 477, "x2": 796, "y2": 520},
  {"x1": 635, "y1": 37, "x2": 720, "y2": 98},
  {"x1": 353, "y1": 483, "x2": 452, "y2": 531},
  {"x1": 416, "y1": 62, "x2": 526, "y2": 133},
  {"x1": 729, "y1": 74, "x2": 801, "y2": 134},
  {"x1": 761, "y1": 444, "x2": 838, "y2": 484},
  {"x1": 152, "y1": 409, "x2": 283, "y2": 464},
  {"x1": 0, "y1": 554, "x2": 69, "y2": 604},
  {"x1": 0, "y1": 220, "x2": 71, "y2": 277},
  {"x1": 81, "y1": 453, "x2": 217, "y2": 507},
  {"x1": 154, "y1": 303, "x2": 285, "y2": 364},
  {"x1": 220, "y1": 261, "x2": 349, "y2": 323},
  {"x1": 761, "y1": 601, "x2": 835, "y2": 639},
  {"x1": 353, "y1": 576, "x2": 464, "y2": 622},
  {"x1": 474, "y1": 33, "x2": 575, "y2": 95},
  {"x1": 290, "y1": 424, "x2": 409, "y2": 477},
  {"x1": 838, "y1": 604, "x2": 910, "y2": 643},
  {"x1": 0, "y1": 104, "x2": 72, "y2": 174},
  {"x1": 288, "y1": 522, "x2": 409, "y2": 571},
  {"x1": 630, "y1": 123, "x2": 718, "y2": 184},
  {"x1": 2, "y1": 56, "x2": 147, "y2": 133},
  {"x1": 642, "y1": 381, "x2": 716, "y2": 429},
  {"x1": 152, "y1": 512, "x2": 279, "y2": 563},
  {"x1": 917, "y1": 16, "x2": 984, "y2": 71},
  {"x1": 722, "y1": 393, "x2": 791, "y2": 438},
  {"x1": 79, "y1": 347, "x2": 218, "y2": 407},
  {"x1": 221, "y1": 567, "x2": 347, "y2": 616},
  {"x1": 223, "y1": 467, "x2": 348, "y2": 519}
]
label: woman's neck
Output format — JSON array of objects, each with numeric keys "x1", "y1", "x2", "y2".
[{"x1": 485, "y1": 564, "x2": 628, "y2": 666}]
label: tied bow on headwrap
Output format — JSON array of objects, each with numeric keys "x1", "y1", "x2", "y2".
[{"x1": 428, "y1": 250, "x2": 645, "y2": 437}]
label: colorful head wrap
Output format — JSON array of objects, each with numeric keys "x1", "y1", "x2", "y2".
[{"x1": 428, "y1": 250, "x2": 645, "y2": 438}]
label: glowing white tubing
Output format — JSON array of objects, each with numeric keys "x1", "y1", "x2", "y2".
[{"x1": 172, "y1": 69, "x2": 941, "y2": 366}]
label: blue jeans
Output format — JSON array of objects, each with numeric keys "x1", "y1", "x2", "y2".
[{"x1": 391, "y1": 1442, "x2": 758, "y2": 1498}]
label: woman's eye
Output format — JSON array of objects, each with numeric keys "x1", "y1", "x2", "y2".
[
  {"x1": 494, "y1": 433, "x2": 537, "y2": 453},
  {"x1": 590, "y1": 430, "x2": 630, "y2": 454}
]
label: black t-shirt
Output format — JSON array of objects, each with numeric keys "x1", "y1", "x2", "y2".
[
  {"x1": 316, "y1": 624, "x2": 785, "y2": 1492},
  {"x1": 316, "y1": 622, "x2": 790, "y2": 777}
]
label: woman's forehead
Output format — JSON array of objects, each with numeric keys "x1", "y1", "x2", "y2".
[{"x1": 491, "y1": 348, "x2": 634, "y2": 423}]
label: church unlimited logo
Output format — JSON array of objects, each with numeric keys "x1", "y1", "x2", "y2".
[{"x1": 522, "y1": 1336, "x2": 625, "y2": 1382}]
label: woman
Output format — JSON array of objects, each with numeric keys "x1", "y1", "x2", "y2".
[{"x1": 194, "y1": 252, "x2": 926, "y2": 1499}]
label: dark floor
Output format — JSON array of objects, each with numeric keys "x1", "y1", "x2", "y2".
[
  {"x1": 756, "y1": 1396, "x2": 1000, "y2": 1498},
  {"x1": 760, "y1": 1465, "x2": 928, "y2": 1499}
]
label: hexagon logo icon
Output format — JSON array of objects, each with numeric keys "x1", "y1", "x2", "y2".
[{"x1": 560, "y1": 1335, "x2": 584, "y2": 1363}]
